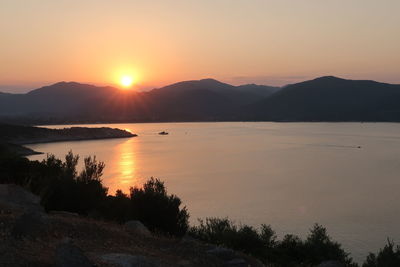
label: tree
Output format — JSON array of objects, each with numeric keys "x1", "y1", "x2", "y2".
[{"x1": 130, "y1": 177, "x2": 189, "y2": 236}]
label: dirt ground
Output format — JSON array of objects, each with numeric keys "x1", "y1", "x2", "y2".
[{"x1": 0, "y1": 211, "x2": 264, "y2": 267}]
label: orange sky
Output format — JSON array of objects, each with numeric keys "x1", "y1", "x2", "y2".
[{"x1": 1, "y1": 0, "x2": 400, "y2": 92}]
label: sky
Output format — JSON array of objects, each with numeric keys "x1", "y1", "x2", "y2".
[{"x1": 1, "y1": 0, "x2": 400, "y2": 93}]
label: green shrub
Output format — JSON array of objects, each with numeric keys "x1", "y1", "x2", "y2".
[
  {"x1": 303, "y1": 224, "x2": 354, "y2": 266},
  {"x1": 0, "y1": 151, "x2": 109, "y2": 215},
  {"x1": 275, "y1": 234, "x2": 305, "y2": 266},
  {"x1": 39, "y1": 152, "x2": 108, "y2": 215},
  {"x1": 363, "y1": 240, "x2": 400, "y2": 267},
  {"x1": 101, "y1": 190, "x2": 132, "y2": 223},
  {"x1": 129, "y1": 177, "x2": 189, "y2": 237},
  {"x1": 190, "y1": 219, "x2": 356, "y2": 267}
]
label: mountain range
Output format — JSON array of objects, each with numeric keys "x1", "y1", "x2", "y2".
[{"x1": 1, "y1": 76, "x2": 400, "y2": 124}]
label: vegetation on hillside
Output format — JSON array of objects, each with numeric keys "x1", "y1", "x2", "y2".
[
  {"x1": 362, "y1": 240, "x2": 400, "y2": 267},
  {"x1": 190, "y1": 218, "x2": 357, "y2": 267}
]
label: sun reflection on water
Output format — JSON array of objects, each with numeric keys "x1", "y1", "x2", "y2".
[{"x1": 111, "y1": 138, "x2": 139, "y2": 194}]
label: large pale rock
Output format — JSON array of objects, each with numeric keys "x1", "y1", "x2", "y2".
[
  {"x1": 55, "y1": 239, "x2": 92, "y2": 267},
  {"x1": 0, "y1": 184, "x2": 43, "y2": 213},
  {"x1": 101, "y1": 253, "x2": 160, "y2": 267},
  {"x1": 124, "y1": 220, "x2": 151, "y2": 237}
]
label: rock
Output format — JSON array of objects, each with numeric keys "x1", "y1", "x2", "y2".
[
  {"x1": 12, "y1": 211, "x2": 49, "y2": 239},
  {"x1": 318, "y1": 261, "x2": 345, "y2": 267},
  {"x1": 0, "y1": 184, "x2": 44, "y2": 213},
  {"x1": 101, "y1": 253, "x2": 159, "y2": 267},
  {"x1": 124, "y1": 220, "x2": 151, "y2": 237},
  {"x1": 55, "y1": 239, "x2": 93, "y2": 267}
]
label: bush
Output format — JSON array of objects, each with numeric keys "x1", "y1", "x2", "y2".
[
  {"x1": 303, "y1": 224, "x2": 354, "y2": 266},
  {"x1": 0, "y1": 151, "x2": 109, "y2": 215},
  {"x1": 190, "y1": 219, "x2": 356, "y2": 267},
  {"x1": 37, "y1": 152, "x2": 108, "y2": 215},
  {"x1": 101, "y1": 190, "x2": 132, "y2": 223},
  {"x1": 363, "y1": 240, "x2": 400, "y2": 267},
  {"x1": 129, "y1": 177, "x2": 189, "y2": 237},
  {"x1": 189, "y1": 218, "x2": 273, "y2": 260},
  {"x1": 275, "y1": 234, "x2": 305, "y2": 266}
]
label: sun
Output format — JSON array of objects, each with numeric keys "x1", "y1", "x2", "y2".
[{"x1": 120, "y1": 75, "x2": 134, "y2": 88}]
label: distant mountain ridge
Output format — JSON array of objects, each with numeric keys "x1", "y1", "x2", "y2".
[
  {"x1": 245, "y1": 76, "x2": 400, "y2": 121},
  {"x1": 1, "y1": 76, "x2": 400, "y2": 123},
  {"x1": 0, "y1": 79, "x2": 279, "y2": 123}
]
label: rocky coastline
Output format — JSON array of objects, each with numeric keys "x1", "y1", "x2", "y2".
[{"x1": 0, "y1": 124, "x2": 136, "y2": 156}]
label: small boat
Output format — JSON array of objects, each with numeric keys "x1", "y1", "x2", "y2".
[{"x1": 159, "y1": 131, "x2": 169, "y2": 135}]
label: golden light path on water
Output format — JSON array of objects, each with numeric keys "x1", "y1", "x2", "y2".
[{"x1": 115, "y1": 138, "x2": 137, "y2": 191}]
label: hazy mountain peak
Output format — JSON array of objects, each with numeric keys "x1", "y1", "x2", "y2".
[
  {"x1": 198, "y1": 78, "x2": 226, "y2": 84},
  {"x1": 156, "y1": 78, "x2": 234, "y2": 93},
  {"x1": 52, "y1": 81, "x2": 81, "y2": 86},
  {"x1": 47, "y1": 81, "x2": 101, "y2": 90},
  {"x1": 311, "y1": 76, "x2": 345, "y2": 82},
  {"x1": 306, "y1": 76, "x2": 390, "y2": 87},
  {"x1": 26, "y1": 82, "x2": 116, "y2": 96},
  {"x1": 180, "y1": 78, "x2": 231, "y2": 87}
]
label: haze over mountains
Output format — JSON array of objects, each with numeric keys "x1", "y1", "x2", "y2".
[{"x1": 1, "y1": 76, "x2": 400, "y2": 124}]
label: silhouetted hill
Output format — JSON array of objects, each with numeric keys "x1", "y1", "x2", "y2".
[
  {"x1": 155, "y1": 78, "x2": 235, "y2": 93},
  {"x1": 2, "y1": 76, "x2": 400, "y2": 123},
  {"x1": 236, "y1": 84, "x2": 280, "y2": 97},
  {"x1": 160, "y1": 78, "x2": 279, "y2": 96},
  {"x1": 0, "y1": 79, "x2": 277, "y2": 123},
  {"x1": 0, "y1": 82, "x2": 120, "y2": 116},
  {"x1": 245, "y1": 76, "x2": 400, "y2": 121},
  {"x1": 144, "y1": 79, "x2": 279, "y2": 120}
]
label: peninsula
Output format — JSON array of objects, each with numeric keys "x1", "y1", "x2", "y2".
[{"x1": 0, "y1": 124, "x2": 136, "y2": 156}]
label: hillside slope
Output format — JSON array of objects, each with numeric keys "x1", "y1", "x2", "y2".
[
  {"x1": 2, "y1": 76, "x2": 400, "y2": 122},
  {"x1": 0, "y1": 79, "x2": 277, "y2": 123},
  {"x1": 246, "y1": 76, "x2": 400, "y2": 121}
]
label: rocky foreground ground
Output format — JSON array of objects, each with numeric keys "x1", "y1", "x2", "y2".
[{"x1": 0, "y1": 184, "x2": 264, "y2": 267}]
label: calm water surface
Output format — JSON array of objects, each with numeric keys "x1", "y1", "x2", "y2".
[{"x1": 27, "y1": 122, "x2": 400, "y2": 262}]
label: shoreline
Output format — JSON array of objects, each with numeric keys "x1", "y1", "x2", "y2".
[{"x1": 0, "y1": 124, "x2": 137, "y2": 156}]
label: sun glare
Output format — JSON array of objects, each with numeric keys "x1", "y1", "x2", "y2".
[{"x1": 120, "y1": 75, "x2": 134, "y2": 88}]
